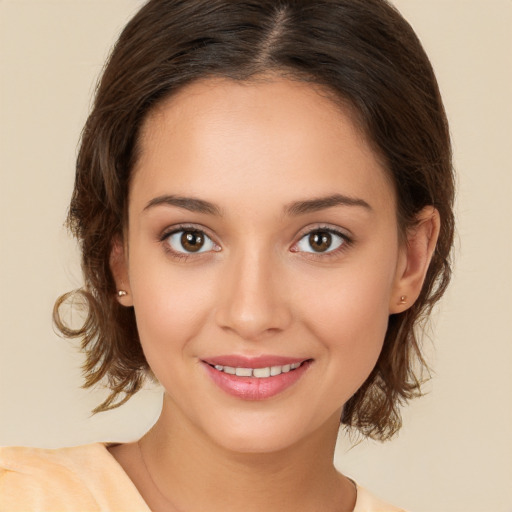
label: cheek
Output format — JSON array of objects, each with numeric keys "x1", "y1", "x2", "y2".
[
  {"x1": 301, "y1": 252, "x2": 394, "y2": 333},
  {"x1": 314, "y1": 288, "x2": 388, "y2": 364},
  {"x1": 297, "y1": 259, "x2": 395, "y2": 387},
  {"x1": 129, "y1": 259, "x2": 216, "y2": 359}
]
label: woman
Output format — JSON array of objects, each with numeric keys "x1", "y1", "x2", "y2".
[{"x1": 0, "y1": 0, "x2": 454, "y2": 510}]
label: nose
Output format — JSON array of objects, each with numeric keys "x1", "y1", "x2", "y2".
[{"x1": 214, "y1": 245, "x2": 292, "y2": 341}]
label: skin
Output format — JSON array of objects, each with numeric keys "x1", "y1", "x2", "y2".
[{"x1": 109, "y1": 77, "x2": 439, "y2": 512}]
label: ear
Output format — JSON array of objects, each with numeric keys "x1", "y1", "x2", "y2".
[
  {"x1": 389, "y1": 206, "x2": 440, "y2": 314},
  {"x1": 110, "y1": 236, "x2": 133, "y2": 307}
]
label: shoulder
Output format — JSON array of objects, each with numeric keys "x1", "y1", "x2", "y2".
[
  {"x1": 354, "y1": 484, "x2": 409, "y2": 512},
  {"x1": 0, "y1": 444, "x2": 150, "y2": 512}
]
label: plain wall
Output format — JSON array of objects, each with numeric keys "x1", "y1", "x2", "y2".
[{"x1": 1, "y1": 1, "x2": 511, "y2": 511}]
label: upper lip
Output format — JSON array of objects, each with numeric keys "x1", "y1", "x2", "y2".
[{"x1": 202, "y1": 355, "x2": 310, "y2": 369}]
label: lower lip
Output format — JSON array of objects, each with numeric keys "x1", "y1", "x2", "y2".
[{"x1": 202, "y1": 361, "x2": 311, "y2": 401}]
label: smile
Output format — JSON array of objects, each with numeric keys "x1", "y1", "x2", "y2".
[
  {"x1": 202, "y1": 358, "x2": 312, "y2": 400},
  {"x1": 211, "y1": 362, "x2": 303, "y2": 378}
]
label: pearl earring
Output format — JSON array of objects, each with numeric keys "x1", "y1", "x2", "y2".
[{"x1": 117, "y1": 290, "x2": 128, "y2": 297}]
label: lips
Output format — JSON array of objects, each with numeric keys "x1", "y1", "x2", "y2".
[
  {"x1": 212, "y1": 361, "x2": 302, "y2": 378},
  {"x1": 201, "y1": 356, "x2": 312, "y2": 401}
]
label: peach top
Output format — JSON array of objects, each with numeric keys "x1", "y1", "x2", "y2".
[{"x1": 0, "y1": 444, "x2": 406, "y2": 511}]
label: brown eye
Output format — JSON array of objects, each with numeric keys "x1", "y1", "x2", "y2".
[
  {"x1": 165, "y1": 229, "x2": 217, "y2": 254},
  {"x1": 308, "y1": 231, "x2": 332, "y2": 252},
  {"x1": 294, "y1": 229, "x2": 345, "y2": 254},
  {"x1": 181, "y1": 231, "x2": 204, "y2": 252}
]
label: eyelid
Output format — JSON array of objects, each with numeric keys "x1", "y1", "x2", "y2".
[
  {"x1": 159, "y1": 223, "x2": 221, "y2": 255},
  {"x1": 158, "y1": 223, "x2": 352, "y2": 259},
  {"x1": 294, "y1": 224, "x2": 352, "y2": 242},
  {"x1": 290, "y1": 224, "x2": 353, "y2": 255},
  {"x1": 159, "y1": 223, "x2": 217, "y2": 241}
]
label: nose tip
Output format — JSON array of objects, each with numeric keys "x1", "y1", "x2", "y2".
[
  {"x1": 219, "y1": 309, "x2": 283, "y2": 341},
  {"x1": 214, "y1": 253, "x2": 292, "y2": 341}
]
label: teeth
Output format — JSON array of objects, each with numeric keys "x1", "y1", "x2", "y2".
[
  {"x1": 253, "y1": 367, "x2": 271, "y2": 378},
  {"x1": 235, "y1": 367, "x2": 252, "y2": 377},
  {"x1": 212, "y1": 362, "x2": 304, "y2": 378},
  {"x1": 270, "y1": 365, "x2": 282, "y2": 376}
]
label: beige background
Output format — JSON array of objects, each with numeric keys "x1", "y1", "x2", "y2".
[{"x1": 1, "y1": 1, "x2": 511, "y2": 511}]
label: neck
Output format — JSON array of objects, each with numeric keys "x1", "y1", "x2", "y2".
[{"x1": 138, "y1": 394, "x2": 355, "y2": 512}]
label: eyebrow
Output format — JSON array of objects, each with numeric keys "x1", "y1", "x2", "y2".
[
  {"x1": 144, "y1": 195, "x2": 222, "y2": 216},
  {"x1": 284, "y1": 194, "x2": 372, "y2": 216},
  {"x1": 143, "y1": 193, "x2": 372, "y2": 217}
]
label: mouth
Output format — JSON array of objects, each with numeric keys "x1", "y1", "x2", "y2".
[
  {"x1": 201, "y1": 357, "x2": 313, "y2": 400},
  {"x1": 206, "y1": 360, "x2": 306, "y2": 378}
]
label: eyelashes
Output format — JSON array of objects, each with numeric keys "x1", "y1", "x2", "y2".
[
  {"x1": 160, "y1": 224, "x2": 352, "y2": 261},
  {"x1": 291, "y1": 228, "x2": 349, "y2": 255},
  {"x1": 159, "y1": 224, "x2": 220, "y2": 261},
  {"x1": 165, "y1": 229, "x2": 219, "y2": 254}
]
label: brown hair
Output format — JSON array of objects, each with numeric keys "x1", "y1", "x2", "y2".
[{"x1": 54, "y1": 0, "x2": 455, "y2": 440}]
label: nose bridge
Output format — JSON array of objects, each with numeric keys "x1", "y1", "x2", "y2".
[{"x1": 215, "y1": 240, "x2": 291, "y2": 340}]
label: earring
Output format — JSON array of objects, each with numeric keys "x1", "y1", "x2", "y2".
[
  {"x1": 399, "y1": 295, "x2": 407, "y2": 304},
  {"x1": 117, "y1": 290, "x2": 128, "y2": 297}
]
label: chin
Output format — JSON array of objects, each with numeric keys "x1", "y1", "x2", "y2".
[
  {"x1": 211, "y1": 425, "x2": 302, "y2": 455},
  {"x1": 199, "y1": 407, "x2": 335, "y2": 456}
]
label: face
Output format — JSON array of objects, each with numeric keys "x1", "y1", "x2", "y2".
[{"x1": 116, "y1": 77, "x2": 409, "y2": 453}]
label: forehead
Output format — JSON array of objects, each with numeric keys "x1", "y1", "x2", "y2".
[{"x1": 131, "y1": 77, "x2": 395, "y2": 216}]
